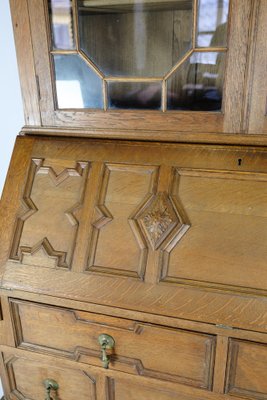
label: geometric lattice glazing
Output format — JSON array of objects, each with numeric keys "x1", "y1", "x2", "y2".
[{"x1": 48, "y1": 0, "x2": 230, "y2": 111}]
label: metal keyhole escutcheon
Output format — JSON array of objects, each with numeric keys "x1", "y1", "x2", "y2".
[
  {"x1": 98, "y1": 333, "x2": 115, "y2": 369},
  {"x1": 44, "y1": 378, "x2": 59, "y2": 400}
]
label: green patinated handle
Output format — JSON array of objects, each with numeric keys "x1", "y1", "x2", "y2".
[
  {"x1": 98, "y1": 333, "x2": 115, "y2": 369},
  {"x1": 44, "y1": 378, "x2": 59, "y2": 400}
]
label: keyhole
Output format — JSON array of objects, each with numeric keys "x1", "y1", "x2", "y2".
[{"x1": 237, "y1": 158, "x2": 242, "y2": 166}]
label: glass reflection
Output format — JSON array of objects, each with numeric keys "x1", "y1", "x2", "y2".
[
  {"x1": 54, "y1": 54, "x2": 103, "y2": 109},
  {"x1": 197, "y1": 0, "x2": 229, "y2": 47},
  {"x1": 167, "y1": 52, "x2": 225, "y2": 111},
  {"x1": 78, "y1": 0, "x2": 193, "y2": 77},
  {"x1": 49, "y1": 0, "x2": 75, "y2": 49},
  {"x1": 108, "y1": 82, "x2": 162, "y2": 110}
]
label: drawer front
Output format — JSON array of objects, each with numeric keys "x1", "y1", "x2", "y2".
[
  {"x1": 10, "y1": 299, "x2": 216, "y2": 390},
  {"x1": 2, "y1": 353, "x2": 97, "y2": 400},
  {"x1": 1, "y1": 350, "x2": 227, "y2": 400},
  {"x1": 106, "y1": 376, "x2": 209, "y2": 400},
  {"x1": 225, "y1": 339, "x2": 267, "y2": 400}
]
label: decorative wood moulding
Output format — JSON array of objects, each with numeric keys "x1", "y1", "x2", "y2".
[
  {"x1": 87, "y1": 163, "x2": 190, "y2": 280},
  {"x1": 10, "y1": 158, "x2": 89, "y2": 269},
  {"x1": 3, "y1": 353, "x2": 97, "y2": 400},
  {"x1": 4, "y1": 356, "x2": 24, "y2": 400},
  {"x1": 158, "y1": 167, "x2": 267, "y2": 295},
  {"x1": 21, "y1": 127, "x2": 267, "y2": 146},
  {"x1": 137, "y1": 192, "x2": 186, "y2": 250},
  {"x1": 225, "y1": 339, "x2": 267, "y2": 400},
  {"x1": 105, "y1": 377, "x2": 195, "y2": 400},
  {"x1": 87, "y1": 163, "x2": 159, "y2": 279},
  {"x1": 10, "y1": 299, "x2": 215, "y2": 390},
  {"x1": 3, "y1": 138, "x2": 267, "y2": 316}
]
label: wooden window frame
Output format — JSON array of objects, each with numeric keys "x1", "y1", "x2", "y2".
[{"x1": 10, "y1": 0, "x2": 266, "y2": 140}]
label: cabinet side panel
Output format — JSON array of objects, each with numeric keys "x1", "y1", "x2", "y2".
[
  {"x1": 9, "y1": 0, "x2": 41, "y2": 126},
  {"x1": 27, "y1": 0, "x2": 55, "y2": 126},
  {"x1": 247, "y1": 0, "x2": 267, "y2": 134},
  {"x1": 0, "y1": 137, "x2": 34, "y2": 277},
  {"x1": 223, "y1": 0, "x2": 253, "y2": 133}
]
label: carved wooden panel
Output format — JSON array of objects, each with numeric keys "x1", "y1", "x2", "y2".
[
  {"x1": 3, "y1": 137, "x2": 267, "y2": 332},
  {"x1": 136, "y1": 190, "x2": 189, "y2": 251},
  {"x1": 10, "y1": 299, "x2": 216, "y2": 390},
  {"x1": 160, "y1": 168, "x2": 267, "y2": 292},
  {"x1": 225, "y1": 339, "x2": 267, "y2": 400},
  {"x1": 87, "y1": 163, "x2": 159, "y2": 278},
  {"x1": 3, "y1": 353, "x2": 96, "y2": 400},
  {"x1": 107, "y1": 377, "x2": 194, "y2": 400},
  {"x1": 87, "y1": 163, "x2": 190, "y2": 279},
  {"x1": 10, "y1": 158, "x2": 89, "y2": 269}
]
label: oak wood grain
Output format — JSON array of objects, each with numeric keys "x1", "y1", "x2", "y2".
[
  {"x1": 0, "y1": 346, "x2": 256, "y2": 400},
  {"x1": 24, "y1": 1, "x2": 258, "y2": 134},
  {"x1": 3, "y1": 353, "x2": 97, "y2": 400},
  {"x1": 10, "y1": 299, "x2": 216, "y2": 389},
  {"x1": 2, "y1": 290, "x2": 267, "y2": 344},
  {"x1": 2, "y1": 2, "x2": 267, "y2": 399},
  {"x1": 0, "y1": 298, "x2": 15, "y2": 348},
  {"x1": 9, "y1": 0, "x2": 41, "y2": 126},
  {"x1": 225, "y1": 339, "x2": 267, "y2": 399},
  {"x1": 1, "y1": 136, "x2": 267, "y2": 334},
  {"x1": 213, "y1": 335, "x2": 229, "y2": 394},
  {"x1": 246, "y1": 0, "x2": 267, "y2": 134},
  {"x1": 0, "y1": 137, "x2": 34, "y2": 279},
  {"x1": 223, "y1": 0, "x2": 253, "y2": 133},
  {"x1": 4, "y1": 263, "x2": 267, "y2": 333},
  {"x1": 22, "y1": 126, "x2": 267, "y2": 146},
  {"x1": 27, "y1": 0, "x2": 56, "y2": 126}
]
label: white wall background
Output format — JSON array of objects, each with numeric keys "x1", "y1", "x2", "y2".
[
  {"x1": 0, "y1": 0, "x2": 24, "y2": 199},
  {"x1": 0, "y1": 0, "x2": 24, "y2": 396}
]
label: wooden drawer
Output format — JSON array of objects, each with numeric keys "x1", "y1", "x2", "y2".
[
  {"x1": 1, "y1": 352, "x2": 97, "y2": 400},
  {"x1": 0, "y1": 349, "x2": 228, "y2": 400},
  {"x1": 225, "y1": 339, "x2": 267, "y2": 400},
  {"x1": 106, "y1": 376, "x2": 213, "y2": 400},
  {"x1": 10, "y1": 299, "x2": 216, "y2": 390}
]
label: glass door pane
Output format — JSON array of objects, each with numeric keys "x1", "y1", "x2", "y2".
[{"x1": 48, "y1": 0, "x2": 229, "y2": 111}]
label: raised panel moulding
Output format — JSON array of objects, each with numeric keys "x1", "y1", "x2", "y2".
[
  {"x1": 136, "y1": 191, "x2": 189, "y2": 250},
  {"x1": 9, "y1": 158, "x2": 89, "y2": 269},
  {"x1": 87, "y1": 163, "x2": 159, "y2": 279}
]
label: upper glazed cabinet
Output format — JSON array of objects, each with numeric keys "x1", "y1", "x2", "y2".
[{"x1": 11, "y1": 0, "x2": 266, "y2": 136}]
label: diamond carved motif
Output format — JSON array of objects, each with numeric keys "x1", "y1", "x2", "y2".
[{"x1": 138, "y1": 192, "x2": 180, "y2": 250}]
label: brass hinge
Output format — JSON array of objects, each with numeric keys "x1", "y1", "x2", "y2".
[{"x1": 216, "y1": 323, "x2": 233, "y2": 330}]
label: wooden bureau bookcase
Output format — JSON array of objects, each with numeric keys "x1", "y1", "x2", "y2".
[{"x1": 0, "y1": 0, "x2": 266, "y2": 399}]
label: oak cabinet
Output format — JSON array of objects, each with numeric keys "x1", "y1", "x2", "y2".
[
  {"x1": 10, "y1": 0, "x2": 267, "y2": 139},
  {"x1": 1, "y1": 135, "x2": 267, "y2": 399},
  {"x1": 0, "y1": 0, "x2": 267, "y2": 399},
  {"x1": 2, "y1": 137, "x2": 267, "y2": 329}
]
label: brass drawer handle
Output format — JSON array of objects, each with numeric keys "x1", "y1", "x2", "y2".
[
  {"x1": 98, "y1": 333, "x2": 115, "y2": 369},
  {"x1": 44, "y1": 378, "x2": 59, "y2": 400}
]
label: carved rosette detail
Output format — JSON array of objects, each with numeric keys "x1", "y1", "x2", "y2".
[
  {"x1": 143, "y1": 208, "x2": 173, "y2": 244},
  {"x1": 138, "y1": 192, "x2": 179, "y2": 250}
]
